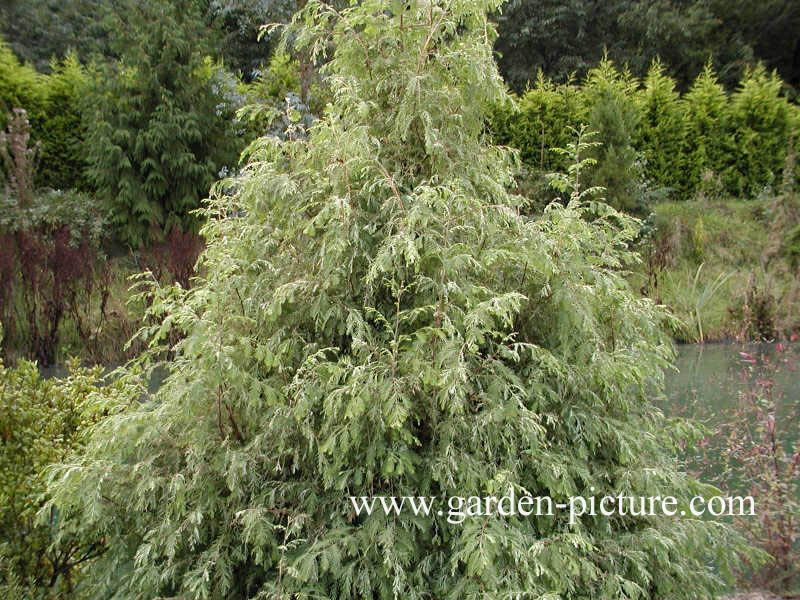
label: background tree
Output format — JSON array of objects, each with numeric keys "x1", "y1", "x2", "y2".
[
  {"x1": 726, "y1": 64, "x2": 795, "y2": 197},
  {"x1": 493, "y1": 0, "x2": 800, "y2": 94},
  {"x1": 635, "y1": 60, "x2": 687, "y2": 193},
  {"x1": 0, "y1": 42, "x2": 90, "y2": 192},
  {"x1": 205, "y1": 0, "x2": 302, "y2": 80},
  {"x1": 706, "y1": 0, "x2": 800, "y2": 92},
  {"x1": 36, "y1": 53, "x2": 90, "y2": 191},
  {"x1": 0, "y1": 0, "x2": 119, "y2": 71},
  {"x1": 0, "y1": 40, "x2": 43, "y2": 127},
  {"x1": 84, "y1": 0, "x2": 242, "y2": 247},
  {"x1": 680, "y1": 63, "x2": 732, "y2": 196},
  {"x1": 579, "y1": 58, "x2": 644, "y2": 213}
]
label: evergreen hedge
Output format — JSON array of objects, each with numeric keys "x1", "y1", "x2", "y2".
[
  {"x1": 0, "y1": 41, "x2": 89, "y2": 191},
  {"x1": 491, "y1": 58, "x2": 800, "y2": 205}
]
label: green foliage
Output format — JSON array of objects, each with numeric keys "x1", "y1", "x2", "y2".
[
  {"x1": 237, "y1": 49, "x2": 327, "y2": 139},
  {"x1": 207, "y1": 0, "x2": 302, "y2": 80},
  {"x1": 680, "y1": 63, "x2": 733, "y2": 195},
  {"x1": 0, "y1": 0, "x2": 117, "y2": 72},
  {"x1": 545, "y1": 124, "x2": 604, "y2": 201},
  {"x1": 490, "y1": 72, "x2": 582, "y2": 173},
  {"x1": 786, "y1": 223, "x2": 800, "y2": 269},
  {"x1": 36, "y1": 53, "x2": 89, "y2": 191},
  {"x1": 0, "y1": 347, "x2": 132, "y2": 598},
  {"x1": 631, "y1": 195, "x2": 800, "y2": 342},
  {"x1": 0, "y1": 39, "x2": 43, "y2": 128},
  {"x1": 492, "y1": 59, "x2": 800, "y2": 207},
  {"x1": 0, "y1": 40, "x2": 90, "y2": 191},
  {"x1": 726, "y1": 64, "x2": 795, "y2": 197},
  {"x1": 0, "y1": 188, "x2": 109, "y2": 244},
  {"x1": 579, "y1": 59, "x2": 644, "y2": 213},
  {"x1": 84, "y1": 0, "x2": 243, "y2": 247},
  {"x1": 48, "y1": 1, "x2": 750, "y2": 599},
  {"x1": 494, "y1": 0, "x2": 800, "y2": 94},
  {"x1": 488, "y1": 72, "x2": 583, "y2": 204},
  {"x1": 636, "y1": 61, "x2": 687, "y2": 191}
]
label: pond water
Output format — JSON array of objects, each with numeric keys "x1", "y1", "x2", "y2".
[
  {"x1": 662, "y1": 342, "x2": 799, "y2": 496},
  {"x1": 663, "y1": 342, "x2": 799, "y2": 426}
]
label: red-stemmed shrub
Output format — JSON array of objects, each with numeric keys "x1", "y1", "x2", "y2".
[
  {"x1": 142, "y1": 228, "x2": 204, "y2": 289},
  {"x1": 0, "y1": 226, "x2": 105, "y2": 365},
  {"x1": 690, "y1": 343, "x2": 799, "y2": 593},
  {"x1": 0, "y1": 188, "x2": 112, "y2": 365}
]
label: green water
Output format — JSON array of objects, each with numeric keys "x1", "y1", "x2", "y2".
[
  {"x1": 662, "y1": 342, "x2": 799, "y2": 495},
  {"x1": 664, "y1": 342, "x2": 799, "y2": 424}
]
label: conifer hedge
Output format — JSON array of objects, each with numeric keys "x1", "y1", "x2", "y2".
[
  {"x1": 0, "y1": 41, "x2": 89, "y2": 191},
  {"x1": 83, "y1": 0, "x2": 242, "y2": 247},
  {"x1": 492, "y1": 58, "x2": 800, "y2": 205}
]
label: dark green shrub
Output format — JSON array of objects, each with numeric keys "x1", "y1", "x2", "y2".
[
  {"x1": 488, "y1": 72, "x2": 583, "y2": 208},
  {"x1": 636, "y1": 60, "x2": 687, "y2": 193},
  {"x1": 727, "y1": 64, "x2": 794, "y2": 197},
  {"x1": 84, "y1": 0, "x2": 242, "y2": 247},
  {"x1": 0, "y1": 40, "x2": 89, "y2": 192},
  {"x1": 36, "y1": 53, "x2": 89, "y2": 191},
  {"x1": 491, "y1": 55, "x2": 800, "y2": 208},
  {"x1": 579, "y1": 59, "x2": 645, "y2": 213},
  {"x1": 489, "y1": 72, "x2": 583, "y2": 173}
]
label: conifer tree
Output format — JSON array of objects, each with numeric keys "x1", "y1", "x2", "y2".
[
  {"x1": 48, "y1": 2, "x2": 749, "y2": 598},
  {"x1": 681, "y1": 63, "x2": 732, "y2": 196},
  {"x1": 579, "y1": 59, "x2": 644, "y2": 213},
  {"x1": 728, "y1": 64, "x2": 794, "y2": 197},
  {"x1": 490, "y1": 71, "x2": 583, "y2": 175},
  {"x1": 636, "y1": 60, "x2": 687, "y2": 193},
  {"x1": 84, "y1": 0, "x2": 241, "y2": 247}
]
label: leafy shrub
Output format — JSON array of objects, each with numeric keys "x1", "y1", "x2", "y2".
[
  {"x1": 0, "y1": 337, "x2": 134, "y2": 599},
  {"x1": 493, "y1": 56, "x2": 800, "y2": 208},
  {"x1": 84, "y1": 0, "x2": 243, "y2": 247},
  {"x1": 48, "y1": 2, "x2": 750, "y2": 599},
  {"x1": 488, "y1": 72, "x2": 583, "y2": 206}
]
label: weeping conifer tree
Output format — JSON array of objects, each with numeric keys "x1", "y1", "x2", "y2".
[{"x1": 47, "y1": 1, "x2": 750, "y2": 598}]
